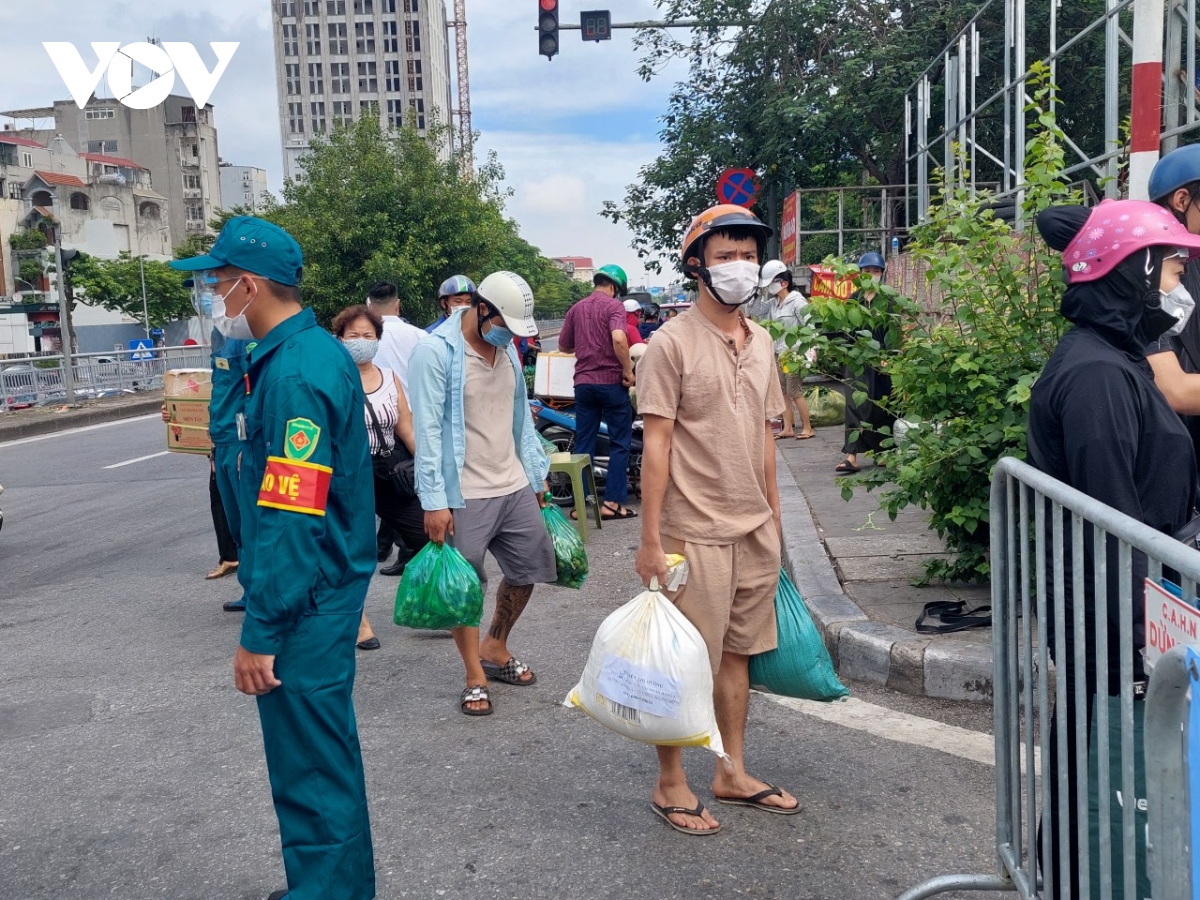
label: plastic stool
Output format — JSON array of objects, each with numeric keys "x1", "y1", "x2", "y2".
[{"x1": 548, "y1": 452, "x2": 602, "y2": 541}]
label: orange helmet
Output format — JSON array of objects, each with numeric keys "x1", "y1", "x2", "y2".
[{"x1": 680, "y1": 203, "x2": 773, "y2": 264}]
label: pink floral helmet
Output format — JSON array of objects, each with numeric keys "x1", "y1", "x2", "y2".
[{"x1": 1059, "y1": 199, "x2": 1200, "y2": 283}]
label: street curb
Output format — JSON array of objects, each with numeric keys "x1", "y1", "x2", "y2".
[
  {"x1": 0, "y1": 395, "x2": 164, "y2": 443},
  {"x1": 775, "y1": 447, "x2": 993, "y2": 703}
]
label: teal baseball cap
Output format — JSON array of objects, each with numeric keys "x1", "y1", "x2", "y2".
[{"x1": 170, "y1": 216, "x2": 304, "y2": 286}]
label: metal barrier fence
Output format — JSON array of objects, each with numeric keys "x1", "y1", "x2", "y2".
[
  {"x1": 899, "y1": 456, "x2": 1200, "y2": 900},
  {"x1": 0, "y1": 345, "x2": 211, "y2": 412}
]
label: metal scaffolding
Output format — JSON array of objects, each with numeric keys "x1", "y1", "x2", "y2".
[{"x1": 905, "y1": 0, "x2": 1200, "y2": 223}]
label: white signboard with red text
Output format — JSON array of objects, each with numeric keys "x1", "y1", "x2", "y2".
[{"x1": 1145, "y1": 578, "x2": 1200, "y2": 670}]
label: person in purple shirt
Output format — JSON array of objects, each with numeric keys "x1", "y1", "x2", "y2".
[{"x1": 558, "y1": 264, "x2": 638, "y2": 519}]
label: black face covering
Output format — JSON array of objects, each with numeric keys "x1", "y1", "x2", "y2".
[{"x1": 1059, "y1": 247, "x2": 1176, "y2": 353}]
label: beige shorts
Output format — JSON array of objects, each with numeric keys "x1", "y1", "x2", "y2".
[
  {"x1": 661, "y1": 523, "x2": 782, "y2": 673},
  {"x1": 777, "y1": 361, "x2": 804, "y2": 398}
]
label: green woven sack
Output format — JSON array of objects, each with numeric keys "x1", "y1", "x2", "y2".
[
  {"x1": 394, "y1": 542, "x2": 483, "y2": 630},
  {"x1": 749, "y1": 569, "x2": 849, "y2": 701}
]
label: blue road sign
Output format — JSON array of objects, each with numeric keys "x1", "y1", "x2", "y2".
[
  {"x1": 716, "y1": 168, "x2": 759, "y2": 207},
  {"x1": 129, "y1": 338, "x2": 155, "y2": 360}
]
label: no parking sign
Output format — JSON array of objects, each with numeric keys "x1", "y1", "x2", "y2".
[{"x1": 716, "y1": 168, "x2": 759, "y2": 208}]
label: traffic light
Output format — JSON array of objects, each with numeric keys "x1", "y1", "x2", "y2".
[{"x1": 538, "y1": 0, "x2": 559, "y2": 60}]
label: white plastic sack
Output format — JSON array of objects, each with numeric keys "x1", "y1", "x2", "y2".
[{"x1": 565, "y1": 584, "x2": 725, "y2": 757}]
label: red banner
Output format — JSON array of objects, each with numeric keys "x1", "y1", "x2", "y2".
[
  {"x1": 808, "y1": 266, "x2": 856, "y2": 301},
  {"x1": 781, "y1": 191, "x2": 798, "y2": 266}
]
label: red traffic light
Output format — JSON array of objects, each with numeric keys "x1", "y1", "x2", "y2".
[
  {"x1": 540, "y1": 0, "x2": 557, "y2": 8},
  {"x1": 538, "y1": 0, "x2": 559, "y2": 59}
]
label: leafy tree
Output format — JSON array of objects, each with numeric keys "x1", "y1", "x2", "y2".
[
  {"x1": 606, "y1": 0, "x2": 1117, "y2": 273},
  {"x1": 68, "y1": 252, "x2": 194, "y2": 329},
  {"x1": 249, "y1": 116, "x2": 580, "y2": 328}
]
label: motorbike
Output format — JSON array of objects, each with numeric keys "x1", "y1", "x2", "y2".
[{"x1": 529, "y1": 400, "x2": 643, "y2": 506}]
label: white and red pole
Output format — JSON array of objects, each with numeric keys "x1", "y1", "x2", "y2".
[{"x1": 1129, "y1": 0, "x2": 1165, "y2": 199}]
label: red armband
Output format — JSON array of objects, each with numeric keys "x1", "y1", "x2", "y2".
[{"x1": 257, "y1": 456, "x2": 333, "y2": 516}]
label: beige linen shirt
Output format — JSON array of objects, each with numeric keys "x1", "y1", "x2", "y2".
[
  {"x1": 637, "y1": 306, "x2": 785, "y2": 544},
  {"x1": 460, "y1": 343, "x2": 530, "y2": 500}
]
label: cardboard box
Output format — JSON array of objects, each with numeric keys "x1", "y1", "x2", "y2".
[
  {"x1": 166, "y1": 422, "x2": 213, "y2": 454},
  {"x1": 164, "y1": 368, "x2": 212, "y2": 400},
  {"x1": 165, "y1": 398, "x2": 210, "y2": 428},
  {"x1": 533, "y1": 352, "x2": 576, "y2": 399}
]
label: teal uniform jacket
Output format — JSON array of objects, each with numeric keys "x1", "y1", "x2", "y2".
[
  {"x1": 209, "y1": 333, "x2": 251, "y2": 545},
  {"x1": 238, "y1": 308, "x2": 377, "y2": 900}
]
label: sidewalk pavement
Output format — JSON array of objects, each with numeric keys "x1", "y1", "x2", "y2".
[
  {"x1": 0, "y1": 391, "x2": 165, "y2": 443},
  {"x1": 775, "y1": 425, "x2": 994, "y2": 703}
]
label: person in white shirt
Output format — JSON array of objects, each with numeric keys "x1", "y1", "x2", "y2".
[
  {"x1": 759, "y1": 261, "x2": 814, "y2": 439},
  {"x1": 367, "y1": 281, "x2": 427, "y2": 395},
  {"x1": 367, "y1": 280, "x2": 428, "y2": 575}
]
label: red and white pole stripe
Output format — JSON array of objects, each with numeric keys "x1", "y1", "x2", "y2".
[{"x1": 1129, "y1": 0, "x2": 1165, "y2": 199}]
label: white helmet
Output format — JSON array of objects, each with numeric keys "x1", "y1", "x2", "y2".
[
  {"x1": 623, "y1": 298, "x2": 643, "y2": 313},
  {"x1": 475, "y1": 271, "x2": 538, "y2": 337},
  {"x1": 759, "y1": 259, "x2": 789, "y2": 288}
]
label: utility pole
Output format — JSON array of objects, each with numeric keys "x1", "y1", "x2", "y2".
[{"x1": 52, "y1": 226, "x2": 76, "y2": 404}]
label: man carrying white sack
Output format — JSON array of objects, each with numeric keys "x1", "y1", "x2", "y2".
[{"x1": 634, "y1": 203, "x2": 801, "y2": 835}]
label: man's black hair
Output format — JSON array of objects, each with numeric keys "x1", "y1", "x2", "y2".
[
  {"x1": 697, "y1": 227, "x2": 765, "y2": 266},
  {"x1": 367, "y1": 281, "x2": 399, "y2": 302}
]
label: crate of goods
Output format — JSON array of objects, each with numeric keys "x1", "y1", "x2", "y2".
[
  {"x1": 164, "y1": 369, "x2": 213, "y2": 454},
  {"x1": 167, "y1": 422, "x2": 212, "y2": 455},
  {"x1": 533, "y1": 352, "x2": 576, "y2": 400},
  {"x1": 163, "y1": 368, "x2": 212, "y2": 400}
]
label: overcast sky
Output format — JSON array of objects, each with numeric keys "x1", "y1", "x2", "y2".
[{"x1": 0, "y1": 1, "x2": 689, "y2": 285}]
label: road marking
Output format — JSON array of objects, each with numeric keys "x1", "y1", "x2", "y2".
[
  {"x1": 103, "y1": 451, "x2": 170, "y2": 469},
  {"x1": 0, "y1": 413, "x2": 160, "y2": 450},
  {"x1": 759, "y1": 693, "x2": 1037, "y2": 771}
]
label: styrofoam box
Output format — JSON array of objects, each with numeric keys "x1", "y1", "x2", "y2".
[{"x1": 534, "y1": 352, "x2": 576, "y2": 399}]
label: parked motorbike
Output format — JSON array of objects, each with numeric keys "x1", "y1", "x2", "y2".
[{"x1": 529, "y1": 400, "x2": 643, "y2": 506}]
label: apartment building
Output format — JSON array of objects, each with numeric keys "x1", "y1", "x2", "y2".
[
  {"x1": 0, "y1": 134, "x2": 171, "y2": 354},
  {"x1": 1, "y1": 93, "x2": 223, "y2": 250},
  {"x1": 219, "y1": 163, "x2": 272, "y2": 213},
  {"x1": 271, "y1": 0, "x2": 454, "y2": 180}
]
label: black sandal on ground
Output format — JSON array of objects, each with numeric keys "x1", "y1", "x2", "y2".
[
  {"x1": 459, "y1": 684, "x2": 493, "y2": 716},
  {"x1": 713, "y1": 785, "x2": 802, "y2": 815},
  {"x1": 601, "y1": 502, "x2": 638, "y2": 520},
  {"x1": 650, "y1": 801, "x2": 722, "y2": 835},
  {"x1": 835, "y1": 460, "x2": 860, "y2": 474},
  {"x1": 481, "y1": 657, "x2": 537, "y2": 685}
]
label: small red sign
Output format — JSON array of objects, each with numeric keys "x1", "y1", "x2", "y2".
[{"x1": 716, "y1": 168, "x2": 758, "y2": 208}]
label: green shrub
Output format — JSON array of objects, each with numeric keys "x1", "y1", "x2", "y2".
[
  {"x1": 9, "y1": 230, "x2": 47, "y2": 252},
  {"x1": 768, "y1": 70, "x2": 1076, "y2": 582}
]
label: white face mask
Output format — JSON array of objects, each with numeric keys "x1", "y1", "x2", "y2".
[
  {"x1": 212, "y1": 280, "x2": 256, "y2": 341},
  {"x1": 704, "y1": 260, "x2": 761, "y2": 307},
  {"x1": 1161, "y1": 282, "x2": 1196, "y2": 337}
]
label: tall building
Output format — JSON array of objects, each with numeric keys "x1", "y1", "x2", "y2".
[
  {"x1": 1, "y1": 93, "x2": 223, "y2": 251},
  {"x1": 219, "y1": 163, "x2": 272, "y2": 213},
  {"x1": 271, "y1": 0, "x2": 454, "y2": 181}
]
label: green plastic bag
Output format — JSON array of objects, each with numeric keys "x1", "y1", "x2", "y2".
[
  {"x1": 541, "y1": 499, "x2": 589, "y2": 589},
  {"x1": 394, "y1": 542, "x2": 484, "y2": 630},
  {"x1": 749, "y1": 568, "x2": 849, "y2": 701}
]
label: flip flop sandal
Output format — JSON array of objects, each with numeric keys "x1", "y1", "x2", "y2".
[
  {"x1": 795, "y1": 432, "x2": 815, "y2": 440},
  {"x1": 459, "y1": 684, "x2": 493, "y2": 716},
  {"x1": 714, "y1": 785, "x2": 802, "y2": 815},
  {"x1": 601, "y1": 503, "x2": 638, "y2": 520},
  {"x1": 834, "y1": 461, "x2": 860, "y2": 474},
  {"x1": 481, "y1": 657, "x2": 537, "y2": 686},
  {"x1": 650, "y1": 801, "x2": 722, "y2": 835},
  {"x1": 206, "y1": 561, "x2": 239, "y2": 580},
  {"x1": 774, "y1": 432, "x2": 796, "y2": 440}
]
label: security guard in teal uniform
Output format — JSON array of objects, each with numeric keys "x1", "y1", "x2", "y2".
[
  {"x1": 206, "y1": 324, "x2": 253, "y2": 611},
  {"x1": 173, "y1": 217, "x2": 377, "y2": 900}
]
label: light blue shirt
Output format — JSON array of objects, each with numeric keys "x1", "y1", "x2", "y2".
[{"x1": 409, "y1": 309, "x2": 549, "y2": 511}]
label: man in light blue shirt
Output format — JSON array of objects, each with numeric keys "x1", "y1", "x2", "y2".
[{"x1": 409, "y1": 271, "x2": 555, "y2": 717}]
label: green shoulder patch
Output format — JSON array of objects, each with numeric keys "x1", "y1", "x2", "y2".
[{"x1": 284, "y1": 417, "x2": 321, "y2": 462}]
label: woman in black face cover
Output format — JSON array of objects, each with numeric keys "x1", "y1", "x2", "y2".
[{"x1": 1030, "y1": 199, "x2": 1200, "y2": 896}]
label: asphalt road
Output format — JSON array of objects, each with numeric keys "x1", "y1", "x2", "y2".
[{"x1": 2, "y1": 416, "x2": 1007, "y2": 900}]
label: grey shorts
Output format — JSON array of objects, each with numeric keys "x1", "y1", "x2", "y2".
[{"x1": 450, "y1": 488, "x2": 557, "y2": 591}]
